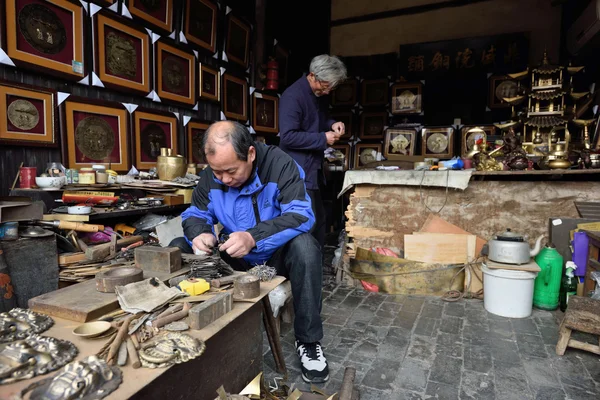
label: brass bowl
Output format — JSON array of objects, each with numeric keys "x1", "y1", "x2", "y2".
[
  {"x1": 157, "y1": 154, "x2": 187, "y2": 181},
  {"x1": 548, "y1": 158, "x2": 572, "y2": 170}
]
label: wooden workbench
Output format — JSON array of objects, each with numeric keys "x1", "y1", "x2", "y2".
[{"x1": 1, "y1": 276, "x2": 285, "y2": 400}]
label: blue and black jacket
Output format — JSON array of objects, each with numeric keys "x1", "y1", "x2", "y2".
[{"x1": 181, "y1": 143, "x2": 315, "y2": 265}]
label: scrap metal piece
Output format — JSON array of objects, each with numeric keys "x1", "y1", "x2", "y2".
[
  {"x1": 128, "y1": 314, "x2": 150, "y2": 335},
  {"x1": 248, "y1": 263, "x2": 276, "y2": 282},
  {"x1": 163, "y1": 321, "x2": 189, "y2": 332},
  {"x1": 19, "y1": 355, "x2": 122, "y2": 400},
  {"x1": 239, "y1": 372, "x2": 262, "y2": 399},
  {"x1": 138, "y1": 332, "x2": 205, "y2": 368},
  {"x1": 0, "y1": 308, "x2": 54, "y2": 343},
  {"x1": 0, "y1": 334, "x2": 78, "y2": 385}
]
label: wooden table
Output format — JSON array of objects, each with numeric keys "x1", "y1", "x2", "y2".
[{"x1": 1, "y1": 276, "x2": 285, "y2": 400}]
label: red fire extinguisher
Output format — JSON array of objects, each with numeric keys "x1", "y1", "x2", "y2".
[{"x1": 266, "y1": 58, "x2": 279, "y2": 91}]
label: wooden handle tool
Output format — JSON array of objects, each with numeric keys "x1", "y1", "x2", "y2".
[
  {"x1": 127, "y1": 337, "x2": 141, "y2": 369},
  {"x1": 151, "y1": 303, "x2": 191, "y2": 328},
  {"x1": 106, "y1": 314, "x2": 137, "y2": 365},
  {"x1": 211, "y1": 274, "x2": 245, "y2": 288}
]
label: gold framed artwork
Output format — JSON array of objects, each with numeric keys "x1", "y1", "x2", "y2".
[
  {"x1": 359, "y1": 112, "x2": 387, "y2": 140},
  {"x1": 4, "y1": 0, "x2": 86, "y2": 81},
  {"x1": 183, "y1": 0, "x2": 217, "y2": 53},
  {"x1": 225, "y1": 14, "x2": 250, "y2": 68},
  {"x1": 332, "y1": 79, "x2": 357, "y2": 107},
  {"x1": 384, "y1": 128, "x2": 416, "y2": 159},
  {"x1": 354, "y1": 143, "x2": 381, "y2": 169},
  {"x1": 94, "y1": 12, "x2": 151, "y2": 95},
  {"x1": 461, "y1": 125, "x2": 496, "y2": 157},
  {"x1": 156, "y1": 41, "x2": 196, "y2": 106},
  {"x1": 126, "y1": 0, "x2": 173, "y2": 33},
  {"x1": 223, "y1": 73, "x2": 248, "y2": 121},
  {"x1": 187, "y1": 120, "x2": 210, "y2": 165},
  {"x1": 421, "y1": 127, "x2": 454, "y2": 158},
  {"x1": 391, "y1": 82, "x2": 423, "y2": 114},
  {"x1": 252, "y1": 92, "x2": 278, "y2": 134},
  {"x1": 329, "y1": 111, "x2": 353, "y2": 140},
  {"x1": 0, "y1": 82, "x2": 56, "y2": 147},
  {"x1": 63, "y1": 99, "x2": 130, "y2": 171},
  {"x1": 133, "y1": 110, "x2": 178, "y2": 170},
  {"x1": 331, "y1": 144, "x2": 351, "y2": 171},
  {"x1": 489, "y1": 75, "x2": 518, "y2": 108},
  {"x1": 199, "y1": 63, "x2": 220, "y2": 102},
  {"x1": 361, "y1": 79, "x2": 389, "y2": 107}
]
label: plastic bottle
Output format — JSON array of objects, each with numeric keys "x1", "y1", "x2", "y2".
[{"x1": 559, "y1": 261, "x2": 578, "y2": 312}]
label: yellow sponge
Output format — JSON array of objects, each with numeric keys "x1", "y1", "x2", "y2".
[{"x1": 178, "y1": 278, "x2": 210, "y2": 296}]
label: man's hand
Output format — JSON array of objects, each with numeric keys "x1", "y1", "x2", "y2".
[
  {"x1": 332, "y1": 121, "x2": 345, "y2": 136},
  {"x1": 219, "y1": 231, "x2": 256, "y2": 258},
  {"x1": 326, "y1": 131, "x2": 341, "y2": 145},
  {"x1": 192, "y1": 233, "x2": 217, "y2": 255}
]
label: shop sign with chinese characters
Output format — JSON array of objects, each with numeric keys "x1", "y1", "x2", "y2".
[{"x1": 399, "y1": 33, "x2": 529, "y2": 78}]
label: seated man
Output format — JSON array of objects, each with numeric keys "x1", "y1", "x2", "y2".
[{"x1": 175, "y1": 120, "x2": 328, "y2": 383}]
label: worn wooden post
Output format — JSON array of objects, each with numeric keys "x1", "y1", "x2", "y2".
[{"x1": 253, "y1": 0, "x2": 266, "y2": 90}]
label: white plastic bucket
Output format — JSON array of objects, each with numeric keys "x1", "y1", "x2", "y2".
[{"x1": 482, "y1": 264, "x2": 538, "y2": 318}]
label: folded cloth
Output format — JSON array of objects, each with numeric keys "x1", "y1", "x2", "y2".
[{"x1": 115, "y1": 278, "x2": 185, "y2": 314}]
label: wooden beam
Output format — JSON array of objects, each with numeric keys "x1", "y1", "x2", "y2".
[
  {"x1": 330, "y1": 0, "x2": 491, "y2": 27},
  {"x1": 253, "y1": 0, "x2": 266, "y2": 89}
]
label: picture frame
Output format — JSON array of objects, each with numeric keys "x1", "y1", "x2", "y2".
[
  {"x1": 361, "y1": 79, "x2": 389, "y2": 107},
  {"x1": 3, "y1": 0, "x2": 86, "y2": 81},
  {"x1": 199, "y1": 63, "x2": 220, "y2": 102},
  {"x1": 391, "y1": 82, "x2": 423, "y2": 114},
  {"x1": 274, "y1": 43, "x2": 289, "y2": 88},
  {"x1": 89, "y1": 0, "x2": 117, "y2": 7},
  {"x1": 421, "y1": 127, "x2": 454, "y2": 158},
  {"x1": 359, "y1": 112, "x2": 387, "y2": 140},
  {"x1": 331, "y1": 79, "x2": 357, "y2": 107},
  {"x1": 133, "y1": 109, "x2": 178, "y2": 170},
  {"x1": 329, "y1": 110, "x2": 353, "y2": 140},
  {"x1": 225, "y1": 14, "x2": 250, "y2": 69},
  {"x1": 384, "y1": 128, "x2": 416, "y2": 159},
  {"x1": 94, "y1": 11, "x2": 151, "y2": 95},
  {"x1": 183, "y1": 0, "x2": 217, "y2": 53},
  {"x1": 63, "y1": 98, "x2": 130, "y2": 171},
  {"x1": 125, "y1": 0, "x2": 173, "y2": 33},
  {"x1": 187, "y1": 120, "x2": 210, "y2": 165},
  {"x1": 331, "y1": 144, "x2": 351, "y2": 171},
  {"x1": 222, "y1": 73, "x2": 248, "y2": 121},
  {"x1": 354, "y1": 143, "x2": 382, "y2": 169},
  {"x1": 252, "y1": 92, "x2": 278, "y2": 134},
  {"x1": 0, "y1": 82, "x2": 56, "y2": 147},
  {"x1": 155, "y1": 40, "x2": 196, "y2": 106},
  {"x1": 488, "y1": 75, "x2": 517, "y2": 108},
  {"x1": 461, "y1": 125, "x2": 496, "y2": 157}
]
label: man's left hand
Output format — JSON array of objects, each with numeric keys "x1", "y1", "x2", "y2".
[
  {"x1": 332, "y1": 121, "x2": 345, "y2": 136},
  {"x1": 219, "y1": 231, "x2": 256, "y2": 258}
]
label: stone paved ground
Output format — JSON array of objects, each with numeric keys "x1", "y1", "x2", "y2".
[{"x1": 263, "y1": 285, "x2": 600, "y2": 399}]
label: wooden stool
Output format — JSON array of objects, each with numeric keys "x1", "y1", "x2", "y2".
[{"x1": 556, "y1": 296, "x2": 600, "y2": 356}]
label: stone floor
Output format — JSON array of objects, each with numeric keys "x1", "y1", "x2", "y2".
[{"x1": 263, "y1": 284, "x2": 600, "y2": 400}]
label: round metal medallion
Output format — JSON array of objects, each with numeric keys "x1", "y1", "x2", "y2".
[
  {"x1": 7, "y1": 99, "x2": 40, "y2": 131},
  {"x1": 106, "y1": 32, "x2": 137, "y2": 79},
  {"x1": 18, "y1": 4, "x2": 67, "y2": 55},
  {"x1": 191, "y1": 132, "x2": 206, "y2": 164},
  {"x1": 162, "y1": 56, "x2": 185, "y2": 93},
  {"x1": 75, "y1": 117, "x2": 116, "y2": 161},
  {"x1": 359, "y1": 148, "x2": 377, "y2": 165},
  {"x1": 426, "y1": 133, "x2": 448, "y2": 154},
  {"x1": 335, "y1": 84, "x2": 353, "y2": 103},
  {"x1": 466, "y1": 130, "x2": 486, "y2": 150},
  {"x1": 141, "y1": 123, "x2": 167, "y2": 160},
  {"x1": 495, "y1": 80, "x2": 518, "y2": 102},
  {"x1": 390, "y1": 134, "x2": 409, "y2": 154}
]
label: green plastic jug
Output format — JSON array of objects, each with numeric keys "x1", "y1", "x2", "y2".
[{"x1": 533, "y1": 244, "x2": 563, "y2": 310}]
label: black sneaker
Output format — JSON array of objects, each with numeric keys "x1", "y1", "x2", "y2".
[{"x1": 295, "y1": 340, "x2": 329, "y2": 383}]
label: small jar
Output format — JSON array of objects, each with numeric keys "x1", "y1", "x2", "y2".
[
  {"x1": 187, "y1": 163, "x2": 197, "y2": 175},
  {"x1": 106, "y1": 170, "x2": 117, "y2": 184},
  {"x1": 79, "y1": 168, "x2": 96, "y2": 184}
]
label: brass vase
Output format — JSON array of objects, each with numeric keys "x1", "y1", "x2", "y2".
[{"x1": 157, "y1": 148, "x2": 187, "y2": 180}]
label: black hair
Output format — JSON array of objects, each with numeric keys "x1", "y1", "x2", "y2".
[{"x1": 201, "y1": 121, "x2": 254, "y2": 161}]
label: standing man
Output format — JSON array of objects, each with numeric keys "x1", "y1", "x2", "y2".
[{"x1": 278, "y1": 55, "x2": 348, "y2": 249}]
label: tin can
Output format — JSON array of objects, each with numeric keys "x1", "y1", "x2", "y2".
[
  {"x1": 0, "y1": 222, "x2": 19, "y2": 241},
  {"x1": 79, "y1": 168, "x2": 96, "y2": 184},
  {"x1": 19, "y1": 167, "x2": 37, "y2": 188},
  {"x1": 106, "y1": 170, "x2": 117, "y2": 184}
]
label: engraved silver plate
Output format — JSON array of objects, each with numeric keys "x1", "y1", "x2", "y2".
[
  {"x1": 426, "y1": 132, "x2": 448, "y2": 154},
  {"x1": 7, "y1": 99, "x2": 40, "y2": 131},
  {"x1": 75, "y1": 116, "x2": 116, "y2": 161},
  {"x1": 0, "y1": 308, "x2": 54, "y2": 343},
  {"x1": 139, "y1": 332, "x2": 205, "y2": 368}
]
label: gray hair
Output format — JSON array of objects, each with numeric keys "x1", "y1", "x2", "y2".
[
  {"x1": 202, "y1": 121, "x2": 254, "y2": 161},
  {"x1": 309, "y1": 55, "x2": 347, "y2": 87}
]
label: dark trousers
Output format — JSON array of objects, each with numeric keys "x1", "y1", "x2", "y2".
[
  {"x1": 307, "y1": 189, "x2": 325, "y2": 249},
  {"x1": 169, "y1": 233, "x2": 324, "y2": 343}
]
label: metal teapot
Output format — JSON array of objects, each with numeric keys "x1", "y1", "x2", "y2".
[{"x1": 487, "y1": 228, "x2": 545, "y2": 265}]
